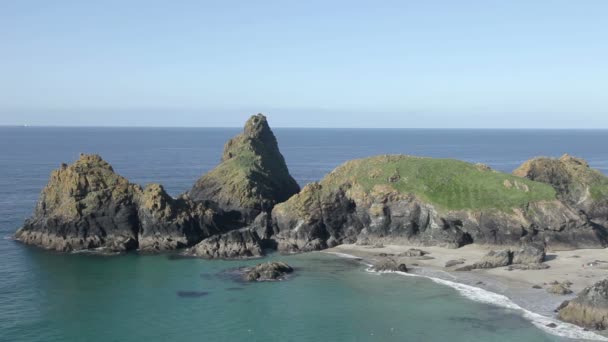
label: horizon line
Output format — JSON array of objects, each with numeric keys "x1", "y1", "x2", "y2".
[{"x1": 1, "y1": 124, "x2": 608, "y2": 130}]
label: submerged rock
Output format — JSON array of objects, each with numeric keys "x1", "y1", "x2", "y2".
[
  {"x1": 188, "y1": 114, "x2": 300, "y2": 226},
  {"x1": 186, "y1": 228, "x2": 264, "y2": 259},
  {"x1": 243, "y1": 262, "x2": 294, "y2": 282},
  {"x1": 558, "y1": 279, "x2": 608, "y2": 329}
]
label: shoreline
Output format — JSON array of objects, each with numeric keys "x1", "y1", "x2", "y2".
[{"x1": 324, "y1": 244, "x2": 608, "y2": 341}]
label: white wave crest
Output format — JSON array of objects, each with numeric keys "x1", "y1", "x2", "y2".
[{"x1": 327, "y1": 252, "x2": 608, "y2": 341}]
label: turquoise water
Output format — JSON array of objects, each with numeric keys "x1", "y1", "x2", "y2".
[
  {"x1": 3, "y1": 250, "x2": 558, "y2": 342},
  {"x1": 2, "y1": 127, "x2": 608, "y2": 341}
]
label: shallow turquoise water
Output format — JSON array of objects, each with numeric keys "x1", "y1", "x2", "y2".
[
  {"x1": 2, "y1": 249, "x2": 559, "y2": 342},
  {"x1": 2, "y1": 127, "x2": 608, "y2": 341}
]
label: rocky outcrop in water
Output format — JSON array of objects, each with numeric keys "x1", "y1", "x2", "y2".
[
  {"x1": 271, "y1": 155, "x2": 605, "y2": 253},
  {"x1": 15, "y1": 154, "x2": 142, "y2": 251},
  {"x1": 188, "y1": 114, "x2": 300, "y2": 226},
  {"x1": 558, "y1": 279, "x2": 608, "y2": 329},
  {"x1": 185, "y1": 228, "x2": 264, "y2": 259},
  {"x1": 243, "y1": 261, "x2": 293, "y2": 281},
  {"x1": 371, "y1": 258, "x2": 408, "y2": 272},
  {"x1": 136, "y1": 184, "x2": 222, "y2": 251},
  {"x1": 14, "y1": 154, "x2": 224, "y2": 252}
]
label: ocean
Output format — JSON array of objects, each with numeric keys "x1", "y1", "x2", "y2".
[{"x1": 2, "y1": 127, "x2": 608, "y2": 342}]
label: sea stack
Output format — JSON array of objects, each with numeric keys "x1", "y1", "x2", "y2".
[
  {"x1": 188, "y1": 114, "x2": 300, "y2": 226},
  {"x1": 14, "y1": 154, "x2": 142, "y2": 251}
]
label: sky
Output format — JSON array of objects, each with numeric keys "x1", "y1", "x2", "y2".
[{"x1": 0, "y1": 1, "x2": 607, "y2": 128}]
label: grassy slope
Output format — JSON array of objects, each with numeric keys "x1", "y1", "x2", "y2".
[{"x1": 321, "y1": 155, "x2": 557, "y2": 211}]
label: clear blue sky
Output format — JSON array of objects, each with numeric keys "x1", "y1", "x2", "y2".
[{"x1": 1, "y1": 1, "x2": 607, "y2": 128}]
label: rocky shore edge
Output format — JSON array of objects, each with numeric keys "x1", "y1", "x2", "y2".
[{"x1": 12, "y1": 113, "x2": 608, "y2": 332}]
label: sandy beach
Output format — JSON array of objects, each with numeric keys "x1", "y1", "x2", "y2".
[{"x1": 326, "y1": 243, "x2": 608, "y2": 338}]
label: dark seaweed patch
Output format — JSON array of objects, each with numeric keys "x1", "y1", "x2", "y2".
[{"x1": 177, "y1": 291, "x2": 209, "y2": 298}]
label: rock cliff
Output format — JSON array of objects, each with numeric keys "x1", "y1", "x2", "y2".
[
  {"x1": 271, "y1": 155, "x2": 605, "y2": 252},
  {"x1": 15, "y1": 154, "x2": 142, "y2": 251},
  {"x1": 15, "y1": 154, "x2": 223, "y2": 252}
]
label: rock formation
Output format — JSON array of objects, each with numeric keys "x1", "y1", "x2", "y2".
[
  {"x1": 514, "y1": 154, "x2": 608, "y2": 226},
  {"x1": 14, "y1": 154, "x2": 226, "y2": 252},
  {"x1": 558, "y1": 279, "x2": 608, "y2": 329},
  {"x1": 271, "y1": 155, "x2": 604, "y2": 253},
  {"x1": 188, "y1": 114, "x2": 300, "y2": 226},
  {"x1": 15, "y1": 154, "x2": 142, "y2": 251},
  {"x1": 243, "y1": 261, "x2": 294, "y2": 281},
  {"x1": 371, "y1": 258, "x2": 408, "y2": 272},
  {"x1": 456, "y1": 245, "x2": 546, "y2": 271},
  {"x1": 185, "y1": 228, "x2": 264, "y2": 259}
]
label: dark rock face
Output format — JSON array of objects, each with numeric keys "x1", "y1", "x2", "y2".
[
  {"x1": 185, "y1": 228, "x2": 264, "y2": 259},
  {"x1": 15, "y1": 154, "x2": 142, "y2": 252},
  {"x1": 371, "y1": 258, "x2": 408, "y2": 272},
  {"x1": 271, "y1": 175, "x2": 601, "y2": 253},
  {"x1": 188, "y1": 114, "x2": 300, "y2": 226},
  {"x1": 512, "y1": 244, "x2": 546, "y2": 264},
  {"x1": 136, "y1": 184, "x2": 222, "y2": 251},
  {"x1": 243, "y1": 262, "x2": 294, "y2": 281},
  {"x1": 558, "y1": 279, "x2": 608, "y2": 329},
  {"x1": 15, "y1": 154, "x2": 222, "y2": 252}
]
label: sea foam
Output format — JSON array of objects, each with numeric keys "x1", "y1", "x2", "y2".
[{"x1": 326, "y1": 251, "x2": 608, "y2": 341}]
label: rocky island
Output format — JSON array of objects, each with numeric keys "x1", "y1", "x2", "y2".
[{"x1": 13, "y1": 113, "x2": 608, "y2": 331}]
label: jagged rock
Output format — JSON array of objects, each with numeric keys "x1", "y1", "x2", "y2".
[
  {"x1": 456, "y1": 249, "x2": 513, "y2": 271},
  {"x1": 514, "y1": 154, "x2": 608, "y2": 226},
  {"x1": 243, "y1": 262, "x2": 293, "y2": 281},
  {"x1": 399, "y1": 248, "x2": 429, "y2": 257},
  {"x1": 14, "y1": 154, "x2": 228, "y2": 252},
  {"x1": 185, "y1": 228, "x2": 264, "y2": 259},
  {"x1": 14, "y1": 154, "x2": 142, "y2": 252},
  {"x1": 512, "y1": 244, "x2": 546, "y2": 264},
  {"x1": 188, "y1": 114, "x2": 300, "y2": 226},
  {"x1": 548, "y1": 283, "x2": 573, "y2": 295},
  {"x1": 136, "y1": 184, "x2": 222, "y2": 251},
  {"x1": 371, "y1": 258, "x2": 408, "y2": 272},
  {"x1": 558, "y1": 279, "x2": 608, "y2": 329},
  {"x1": 272, "y1": 155, "x2": 602, "y2": 253}
]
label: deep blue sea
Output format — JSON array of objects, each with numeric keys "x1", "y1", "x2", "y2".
[{"x1": 1, "y1": 127, "x2": 608, "y2": 342}]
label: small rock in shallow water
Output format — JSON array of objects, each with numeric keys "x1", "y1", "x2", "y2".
[
  {"x1": 532, "y1": 285, "x2": 543, "y2": 289},
  {"x1": 371, "y1": 259, "x2": 407, "y2": 273},
  {"x1": 546, "y1": 323, "x2": 558, "y2": 328},
  {"x1": 177, "y1": 291, "x2": 209, "y2": 298},
  {"x1": 243, "y1": 262, "x2": 294, "y2": 282}
]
